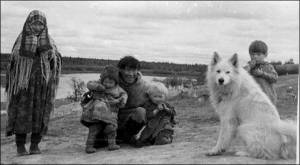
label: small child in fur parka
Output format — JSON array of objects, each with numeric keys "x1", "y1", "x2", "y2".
[{"x1": 80, "y1": 65, "x2": 128, "y2": 153}]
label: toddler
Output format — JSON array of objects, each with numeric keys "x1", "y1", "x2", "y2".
[
  {"x1": 134, "y1": 82, "x2": 176, "y2": 147},
  {"x1": 80, "y1": 65, "x2": 128, "y2": 153}
]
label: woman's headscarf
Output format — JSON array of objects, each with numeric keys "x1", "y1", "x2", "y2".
[
  {"x1": 6, "y1": 10, "x2": 61, "y2": 100},
  {"x1": 20, "y1": 10, "x2": 52, "y2": 58}
]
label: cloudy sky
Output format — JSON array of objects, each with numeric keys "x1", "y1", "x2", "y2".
[{"x1": 1, "y1": 1, "x2": 299, "y2": 65}]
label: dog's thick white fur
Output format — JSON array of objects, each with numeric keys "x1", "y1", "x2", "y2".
[{"x1": 205, "y1": 52, "x2": 297, "y2": 159}]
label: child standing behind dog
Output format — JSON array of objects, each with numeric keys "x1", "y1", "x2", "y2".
[
  {"x1": 134, "y1": 82, "x2": 176, "y2": 147},
  {"x1": 244, "y1": 40, "x2": 278, "y2": 105},
  {"x1": 80, "y1": 65, "x2": 128, "y2": 153}
]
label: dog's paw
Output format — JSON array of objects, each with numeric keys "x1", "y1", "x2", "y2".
[{"x1": 205, "y1": 148, "x2": 225, "y2": 156}]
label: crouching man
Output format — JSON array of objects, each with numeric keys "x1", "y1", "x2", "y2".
[{"x1": 116, "y1": 56, "x2": 175, "y2": 146}]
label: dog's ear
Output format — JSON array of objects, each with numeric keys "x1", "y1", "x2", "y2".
[
  {"x1": 230, "y1": 53, "x2": 239, "y2": 68},
  {"x1": 211, "y1": 52, "x2": 220, "y2": 65}
]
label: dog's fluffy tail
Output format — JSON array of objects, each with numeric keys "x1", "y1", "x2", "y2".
[{"x1": 276, "y1": 120, "x2": 297, "y2": 159}]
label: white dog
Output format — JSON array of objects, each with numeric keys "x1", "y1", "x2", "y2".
[{"x1": 205, "y1": 52, "x2": 297, "y2": 159}]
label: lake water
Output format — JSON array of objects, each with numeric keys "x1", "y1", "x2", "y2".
[{"x1": 0, "y1": 73, "x2": 165, "y2": 102}]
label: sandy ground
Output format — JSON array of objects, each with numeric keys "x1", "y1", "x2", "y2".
[
  {"x1": 1, "y1": 75, "x2": 298, "y2": 164},
  {"x1": 1, "y1": 96, "x2": 297, "y2": 164}
]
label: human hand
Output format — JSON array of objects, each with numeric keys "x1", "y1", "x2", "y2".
[
  {"x1": 116, "y1": 97, "x2": 126, "y2": 107},
  {"x1": 255, "y1": 68, "x2": 264, "y2": 75},
  {"x1": 244, "y1": 65, "x2": 250, "y2": 72},
  {"x1": 157, "y1": 103, "x2": 170, "y2": 112},
  {"x1": 153, "y1": 109, "x2": 159, "y2": 115},
  {"x1": 157, "y1": 103, "x2": 164, "y2": 110},
  {"x1": 248, "y1": 60, "x2": 256, "y2": 69}
]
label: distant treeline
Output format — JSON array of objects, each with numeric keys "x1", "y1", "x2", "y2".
[
  {"x1": 1, "y1": 53, "x2": 298, "y2": 79},
  {"x1": 273, "y1": 64, "x2": 299, "y2": 75},
  {"x1": 0, "y1": 53, "x2": 207, "y2": 78}
]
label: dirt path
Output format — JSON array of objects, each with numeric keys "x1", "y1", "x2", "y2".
[{"x1": 1, "y1": 98, "x2": 297, "y2": 164}]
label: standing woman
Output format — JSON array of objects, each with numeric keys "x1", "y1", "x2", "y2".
[{"x1": 5, "y1": 10, "x2": 62, "y2": 156}]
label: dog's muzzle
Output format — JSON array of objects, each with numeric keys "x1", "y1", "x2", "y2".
[{"x1": 218, "y1": 78, "x2": 224, "y2": 85}]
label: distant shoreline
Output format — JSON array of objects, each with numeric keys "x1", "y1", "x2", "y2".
[
  {"x1": 1, "y1": 53, "x2": 207, "y2": 82},
  {"x1": 0, "y1": 70, "x2": 199, "y2": 88}
]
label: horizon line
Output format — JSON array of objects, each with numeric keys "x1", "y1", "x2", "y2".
[{"x1": 0, "y1": 52, "x2": 209, "y2": 66}]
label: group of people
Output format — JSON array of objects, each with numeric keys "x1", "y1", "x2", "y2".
[
  {"x1": 80, "y1": 57, "x2": 176, "y2": 153},
  {"x1": 5, "y1": 10, "x2": 278, "y2": 156}
]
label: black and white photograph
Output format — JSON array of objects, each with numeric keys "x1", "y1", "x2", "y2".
[{"x1": 0, "y1": 1, "x2": 299, "y2": 164}]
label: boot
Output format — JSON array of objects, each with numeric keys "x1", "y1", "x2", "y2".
[
  {"x1": 30, "y1": 133, "x2": 42, "y2": 155},
  {"x1": 85, "y1": 145, "x2": 96, "y2": 154},
  {"x1": 94, "y1": 133, "x2": 107, "y2": 149},
  {"x1": 16, "y1": 134, "x2": 28, "y2": 156},
  {"x1": 29, "y1": 143, "x2": 41, "y2": 154},
  {"x1": 154, "y1": 129, "x2": 173, "y2": 145},
  {"x1": 154, "y1": 136, "x2": 171, "y2": 145},
  {"x1": 107, "y1": 131, "x2": 120, "y2": 151},
  {"x1": 132, "y1": 139, "x2": 144, "y2": 148},
  {"x1": 85, "y1": 124, "x2": 101, "y2": 154}
]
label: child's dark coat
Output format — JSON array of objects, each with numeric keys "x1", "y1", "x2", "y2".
[{"x1": 139, "y1": 101, "x2": 176, "y2": 144}]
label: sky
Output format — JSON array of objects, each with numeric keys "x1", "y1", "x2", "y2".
[{"x1": 1, "y1": 1, "x2": 299, "y2": 65}]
